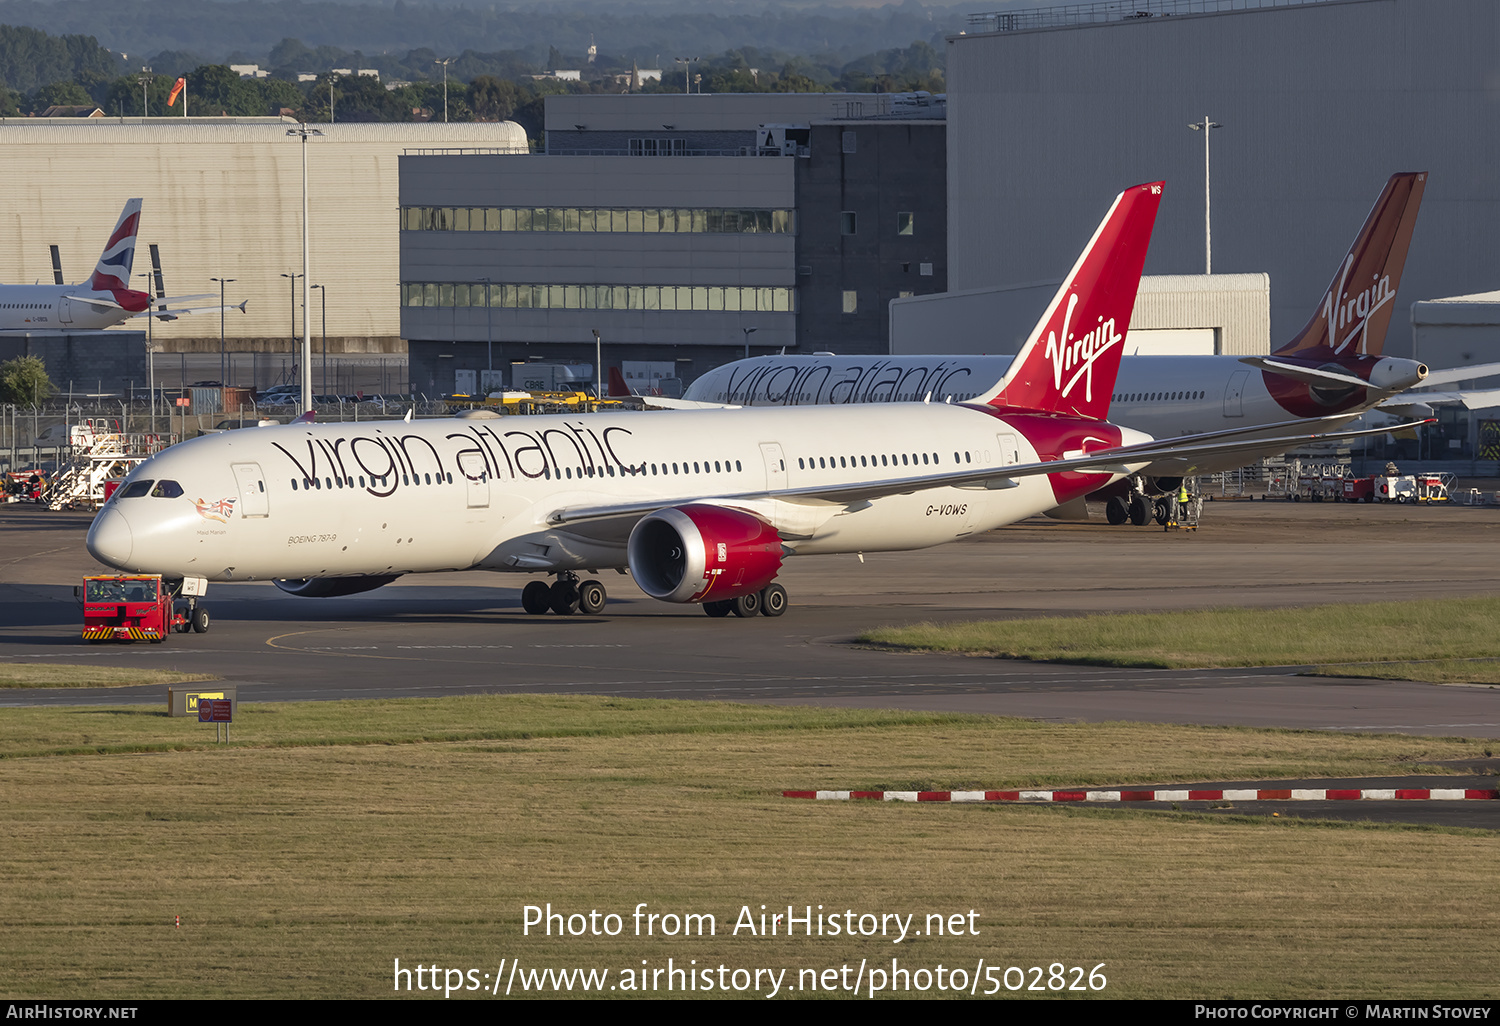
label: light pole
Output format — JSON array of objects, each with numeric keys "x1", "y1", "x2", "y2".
[
  {"x1": 210, "y1": 277, "x2": 234, "y2": 389},
  {"x1": 592, "y1": 329, "x2": 602, "y2": 400},
  {"x1": 280, "y1": 272, "x2": 303, "y2": 390},
  {"x1": 1188, "y1": 116, "x2": 1222, "y2": 275},
  {"x1": 674, "y1": 57, "x2": 699, "y2": 95},
  {"x1": 311, "y1": 284, "x2": 327, "y2": 397},
  {"x1": 137, "y1": 67, "x2": 152, "y2": 116},
  {"x1": 434, "y1": 58, "x2": 453, "y2": 122},
  {"x1": 479, "y1": 276, "x2": 492, "y2": 389},
  {"x1": 136, "y1": 271, "x2": 158, "y2": 432},
  {"x1": 286, "y1": 124, "x2": 323, "y2": 413},
  {"x1": 742, "y1": 325, "x2": 758, "y2": 360}
]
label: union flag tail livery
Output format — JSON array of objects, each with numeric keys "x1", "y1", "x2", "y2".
[
  {"x1": 1276, "y1": 172, "x2": 1425, "y2": 358},
  {"x1": 981, "y1": 181, "x2": 1163, "y2": 419},
  {"x1": 87, "y1": 198, "x2": 142, "y2": 291}
]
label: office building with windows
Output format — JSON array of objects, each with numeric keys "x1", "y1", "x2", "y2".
[{"x1": 400, "y1": 92, "x2": 947, "y2": 394}]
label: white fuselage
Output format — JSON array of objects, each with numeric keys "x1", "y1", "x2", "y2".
[
  {"x1": 0, "y1": 285, "x2": 134, "y2": 332},
  {"x1": 682, "y1": 354, "x2": 1406, "y2": 475},
  {"x1": 86, "y1": 403, "x2": 1147, "y2": 585}
]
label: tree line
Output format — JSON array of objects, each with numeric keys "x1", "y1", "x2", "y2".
[{"x1": 0, "y1": 23, "x2": 945, "y2": 136}]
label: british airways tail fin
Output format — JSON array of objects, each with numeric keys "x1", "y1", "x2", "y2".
[
  {"x1": 1274, "y1": 172, "x2": 1425, "y2": 358},
  {"x1": 86, "y1": 199, "x2": 143, "y2": 291},
  {"x1": 978, "y1": 181, "x2": 1163, "y2": 419}
]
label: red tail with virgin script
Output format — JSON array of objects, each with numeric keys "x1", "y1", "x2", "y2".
[
  {"x1": 980, "y1": 181, "x2": 1163, "y2": 420},
  {"x1": 1274, "y1": 172, "x2": 1425, "y2": 359}
]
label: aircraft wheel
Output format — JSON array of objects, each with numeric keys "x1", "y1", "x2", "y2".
[
  {"x1": 191, "y1": 607, "x2": 210, "y2": 634},
  {"x1": 759, "y1": 584, "x2": 788, "y2": 617},
  {"x1": 1153, "y1": 499, "x2": 1169, "y2": 526},
  {"x1": 1105, "y1": 496, "x2": 1129, "y2": 525},
  {"x1": 521, "y1": 580, "x2": 552, "y2": 615},
  {"x1": 703, "y1": 600, "x2": 733, "y2": 618},
  {"x1": 1128, "y1": 494, "x2": 1150, "y2": 526},
  {"x1": 577, "y1": 579, "x2": 606, "y2": 615},
  {"x1": 730, "y1": 591, "x2": 761, "y2": 618},
  {"x1": 549, "y1": 580, "x2": 580, "y2": 615}
]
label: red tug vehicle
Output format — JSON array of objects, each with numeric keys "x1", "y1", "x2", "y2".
[{"x1": 79, "y1": 574, "x2": 209, "y2": 643}]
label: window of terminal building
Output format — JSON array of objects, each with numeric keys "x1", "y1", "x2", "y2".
[
  {"x1": 629, "y1": 137, "x2": 686, "y2": 156},
  {"x1": 401, "y1": 282, "x2": 794, "y2": 313},
  {"x1": 401, "y1": 205, "x2": 793, "y2": 235},
  {"x1": 840, "y1": 211, "x2": 857, "y2": 236},
  {"x1": 898, "y1": 212, "x2": 913, "y2": 236}
]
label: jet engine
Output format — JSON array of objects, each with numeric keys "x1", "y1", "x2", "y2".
[
  {"x1": 627, "y1": 504, "x2": 783, "y2": 603},
  {"x1": 273, "y1": 574, "x2": 403, "y2": 597}
]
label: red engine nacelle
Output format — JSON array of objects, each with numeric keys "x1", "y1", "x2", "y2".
[{"x1": 627, "y1": 504, "x2": 783, "y2": 603}]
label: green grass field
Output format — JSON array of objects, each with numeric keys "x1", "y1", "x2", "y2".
[
  {"x1": 859, "y1": 597, "x2": 1500, "y2": 683},
  {"x1": 1, "y1": 695, "x2": 1495, "y2": 999},
  {"x1": 0, "y1": 662, "x2": 215, "y2": 689}
]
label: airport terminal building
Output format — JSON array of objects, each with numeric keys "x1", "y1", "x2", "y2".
[
  {"x1": 0, "y1": 116, "x2": 528, "y2": 392},
  {"x1": 400, "y1": 93, "x2": 947, "y2": 394}
]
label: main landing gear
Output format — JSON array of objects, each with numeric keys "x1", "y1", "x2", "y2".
[
  {"x1": 1103, "y1": 478, "x2": 1175, "y2": 527},
  {"x1": 518, "y1": 575, "x2": 791, "y2": 618},
  {"x1": 521, "y1": 572, "x2": 608, "y2": 616},
  {"x1": 703, "y1": 583, "x2": 788, "y2": 618}
]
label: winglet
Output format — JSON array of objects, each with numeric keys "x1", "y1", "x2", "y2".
[
  {"x1": 87, "y1": 199, "x2": 143, "y2": 291},
  {"x1": 291, "y1": 410, "x2": 316, "y2": 424},
  {"x1": 978, "y1": 182, "x2": 1163, "y2": 419},
  {"x1": 1275, "y1": 172, "x2": 1426, "y2": 358}
]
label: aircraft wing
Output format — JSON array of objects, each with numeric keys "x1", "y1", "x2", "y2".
[
  {"x1": 65, "y1": 292, "x2": 219, "y2": 311},
  {"x1": 634, "y1": 396, "x2": 742, "y2": 411},
  {"x1": 1379, "y1": 388, "x2": 1500, "y2": 411},
  {"x1": 129, "y1": 300, "x2": 248, "y2": 320},
  {"x1": 1239, "y1": 356, "x2": 1397, "y2": 392},
  {"x1": 1416, "y1": 361, "x2": 1500, "y2": 388},
  {"x1": 546, "y1": 418, "x2": 1430, "y2": 528}
]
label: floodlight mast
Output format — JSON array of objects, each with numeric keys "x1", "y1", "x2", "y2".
[
  {"x1": 287, "y1": 125, "x2": 324, "y2": 413},
  {"x1": 1188, "y1": 116, "x2": 1222, "y2": 274}
]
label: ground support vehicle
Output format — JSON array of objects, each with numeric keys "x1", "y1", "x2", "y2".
[{"x1": 80, "y1": 574, "x2": 209, "y2": 643}]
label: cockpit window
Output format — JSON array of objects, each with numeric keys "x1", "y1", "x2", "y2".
[
  {"x1": 117, "y1": 480, "x2": 153, "y2": 499},
  {"x1": 151, "y1": 480, "x2": 184, "y2": 498}
]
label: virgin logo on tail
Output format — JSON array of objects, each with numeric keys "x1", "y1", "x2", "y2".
[
  {"x1": 1277, "y1": 173, "x2": 1424, "y2": 359},
  {"x1": 1043, "y1": 292, "x2": 1123, "y2": 403},
  {"x1": 983, "y1": 181, "x2": 1161, "y2": 420},
  {"x1": 1317, "y1": 253, "x2": 1395, "y2": 355}
]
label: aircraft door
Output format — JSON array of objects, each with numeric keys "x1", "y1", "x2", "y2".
[
  {"x1": 231, "y1": 462, "x2": 270, "y2": 517},
  {"x1": 457, "y1": 451, "x2": 490, "y2": 509},
  {"x1": 59, "y1": 298, "x2": 73, "y2": 326},
  {"x1": 760, "y1": 442, "x2": 788, "y2": 489},
  {"x1": 997, "y1": 433, "x2": 1019, "y2": 466},
  {"x1": 1224, "y1": 370, "x2": 1249, "y2": 417}
]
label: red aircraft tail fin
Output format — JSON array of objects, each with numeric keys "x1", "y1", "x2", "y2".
[
  {"x1": 607, "y1": 366, "x2": 636, "y2": 397},
  {"x1": 1275, "y1": 172, "x2": 1426, "y2": 358},
  {"x1": 980, "y1": 182, "x2": 1163, "y2": 420}
]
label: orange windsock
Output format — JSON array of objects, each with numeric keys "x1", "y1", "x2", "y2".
[{"x1": 167, "y1": 77, "x2": 185, "y2": 107}]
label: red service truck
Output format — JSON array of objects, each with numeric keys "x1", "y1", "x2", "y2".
[{"x1": 79, "y1": 575, "x2": 209, "y2": 642}]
